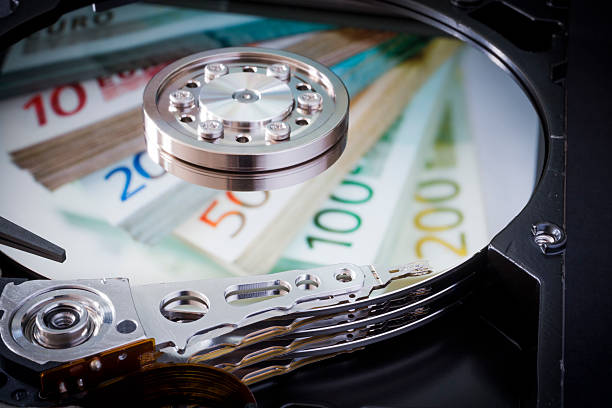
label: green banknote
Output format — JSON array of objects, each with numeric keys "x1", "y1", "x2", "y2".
[{"x1": 273, "y1": 55, "x2": 489, "y2": 282}]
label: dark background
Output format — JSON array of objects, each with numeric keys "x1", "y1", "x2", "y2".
[{"x1": 565, "y1": 1, "x2": 612, "y2": 406}]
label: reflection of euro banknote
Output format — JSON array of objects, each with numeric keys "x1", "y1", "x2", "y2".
[
  {"x1": 273, "y1": 57, "x2": 455, "y2": 272},
  {"x1": 54, "y1": 151, "x2": 217, "y2": 245},
  {"x1": 380, "y1": 63, "x2": 490, "y2": 277},
  {"x1": 0, "y1": 4, "x2": 329, "y2": 97},
  {"x1": 0, "y1": 43, "x2": 537, "y2": 288},
  {"x1": 277, "y1": 60, "x2": 490, "y2": 286},
  {"x1": 1, "y1": 5, "x2": 256, "y2": 73},
  {"x1": 458, "y1": 47, "x2": 540, "y2": 237},
  {"x1": 50, "y1": 34, "x2": 432, "y2": 245},
  {"x1": 0, "y1": 28, "x2": 410, "y2": 191},
  {"x1": 175, "y1": 40, "x2": 461, "y2": 276}
]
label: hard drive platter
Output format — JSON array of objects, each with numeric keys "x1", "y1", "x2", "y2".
[{"x1": 0, "y1": 1, "x2": 575, "y2": 407}]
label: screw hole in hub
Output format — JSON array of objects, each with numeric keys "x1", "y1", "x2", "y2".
[{"x1": 236, "y1": 134, "x2": 251, "y2": 143}]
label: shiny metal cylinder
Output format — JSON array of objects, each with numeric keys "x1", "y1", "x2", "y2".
[
  {"x1": 143, "y1": 47, "x2": 349, "y2": 191},
  {"x1": 33, "y1": 300, "x2": 92, "y2": 349}
]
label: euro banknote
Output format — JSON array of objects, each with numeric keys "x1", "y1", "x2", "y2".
[
  {"x1": 1, "y1": 29, "x2": 411, "y2": 191},
  {"x1": 49, "y1": 34, "x2": 432, "y2": 245},
  {"x1": 274, "y1": 59, "x2": 490, "y2": 292},
  {"x1": 174, "y1": 39, "x2": 460, "y2": 276},
  {"x1": 0, "y1": 3, "x2": 329, "y2": 97}
]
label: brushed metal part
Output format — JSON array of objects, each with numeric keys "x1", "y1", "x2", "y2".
[
  {"x1": 267, "y1": 63, "x2": 291, "y2": 81},
  {"x1": 32, "y1": 300, "x2": 92, "y2": 349},
  {"x1": 145, "y1": 131, "x2": 347, "y2": 191},
  {"x1": 235, "y1": 303, "x2": 460, "y2": 386},
  {"x1": 182, "y1": 262, "x2": 469, "y2": 360},
  {"x1": 265, "y1": 121, "x2": 291, "y2": 141},
  {"x1": 204, "y1": 63, "x2": 229, "y2": 82},
  {"x1": 198, "y1": 120, "x2": 224, "y2": 140},
  {"x1": 0, "y1": 259, "x2": 482, "y2": 381},
  {"x1": 0, "y1": 279, "x2": 145, "y2": 364},
  {"x1": 169, "y1": 90, "x2": 195, "y2": 111},
  {"x1": 199, "y1": 72, "x2": 293, "y2": 127},
  {"x1": 194, "y1": 274, "x2": 473, "y2": 368},
  {"x1": 143, "y1": 47, "x2": 349, "y2": 191},
  {"x1": 132, "y1": 264, "x2": 369, "y2": 360},
  {"x1": 297, "y1": 91, "x2": 323, "y2": 111}
]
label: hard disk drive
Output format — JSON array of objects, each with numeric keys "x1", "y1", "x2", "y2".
[{"x1": 0, "y1": 1, "x2": 609, "y2": 407}]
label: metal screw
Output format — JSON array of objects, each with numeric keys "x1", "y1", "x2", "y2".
[
  {"x1": 198, "y1": 120, "x2": 224, "y2": 140},
  {"x1": 76, "y1": 378, "x2": 85, "y2": 389},
  {"x1": 169, "y1": 90, "x2": 195, "y2": 110},
  {"x1": 267, "y1": 63, "x2": 290, "y2": 81},
  {"x1": 89, "y1": 358, "x2": 102, "y2": 372},
  {"x1": 265, "y1": 121, "x2": 291, "y2": 141},
  {"x1": 531, "y1": 222, "x2": 566, "y2": 254},
  {"x1": 11, "y1": 389, "x2": 27, "y2": 401},
  {"x1": 204, "y1": 63, "x2": 228, "y2": 81},
  {"x1": 297, "y1": 91, "x2": 322, "y2": 111}
]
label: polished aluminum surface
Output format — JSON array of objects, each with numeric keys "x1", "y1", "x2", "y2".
[
  {"x1": 0, "y1": 261, "x2": 446, "y2": 365},
  {"x1": 0, "y1": 279, "x2": 145, "y2": 364},
  {"x1": 143, "y1": 47, "x2": 349, "y2": 191},
  {"x1": 0, "y1": 256, "x2": 482, "y2": 388},
  {"x1": 199, "y1": 72, "x2": 294, "y2": 126}
]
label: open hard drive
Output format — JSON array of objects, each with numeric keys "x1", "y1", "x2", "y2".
[{"x1": 0, "y1": 1, "x2": 609, "y2": 407}]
